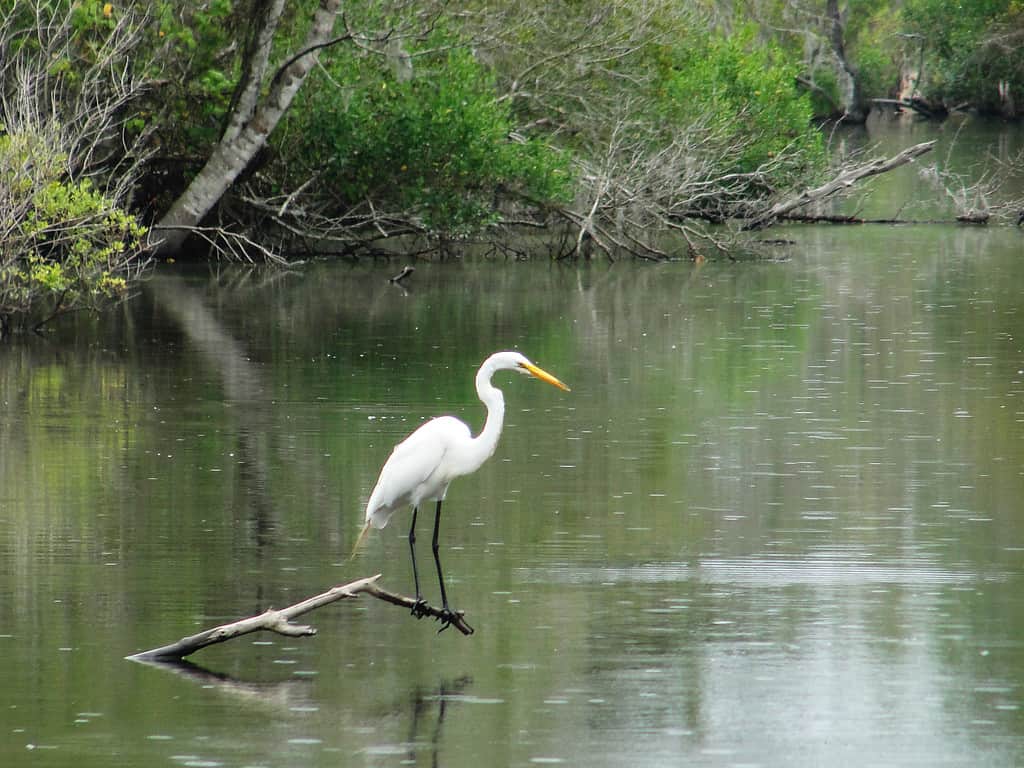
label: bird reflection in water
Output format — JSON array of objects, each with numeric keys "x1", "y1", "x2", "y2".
[{"x1": 405, "y1": 676, "x2": 473, "y2": 767}]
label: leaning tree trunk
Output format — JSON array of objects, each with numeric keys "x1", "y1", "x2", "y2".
[
  {"x1": 827, "y1": 0, "x2": 866, "y2": 124},
  {"x1": 150, "y1": 0, "x2": 342, "y2": 257}
]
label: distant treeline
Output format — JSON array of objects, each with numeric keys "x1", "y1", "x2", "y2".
[{"x1": 2, "y1": 1, "x2": 1021, "y2": 332}]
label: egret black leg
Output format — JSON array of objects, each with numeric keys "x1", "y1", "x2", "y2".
[
  {"x1": 431, "y1": 500, "x2": 451, "y2": 615},
  {"x1": 408, "y1": 506, "x2": 428, "y2": 618},
  {"x1": 428, "y1": 501, "x2": 456, "y2": 634}
]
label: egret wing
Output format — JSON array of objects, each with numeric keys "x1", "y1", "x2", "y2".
[{"x1": 365, "y1": 417, "x2": 467, "y2": 528}]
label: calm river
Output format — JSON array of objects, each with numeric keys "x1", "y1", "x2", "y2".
[{"x1": 2, "y1": 120, "x2": 1024, "y2": 767}]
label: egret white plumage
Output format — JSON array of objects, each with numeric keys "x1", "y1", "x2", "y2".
[{"x1": 352, "y1": 351, "x2": 570, "y2": 630}]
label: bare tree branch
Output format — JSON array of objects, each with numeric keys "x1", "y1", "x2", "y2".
[
  {"x1": 127, "y1": 574, "x2": 474, "y2": 663},
  {"x1": 746, "y1": 140, "x2": 937, "y2": 229}
]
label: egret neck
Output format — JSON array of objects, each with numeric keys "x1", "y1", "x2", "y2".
[{"x1": 463, "y1": 360, "x2": 506, "y2": 475}]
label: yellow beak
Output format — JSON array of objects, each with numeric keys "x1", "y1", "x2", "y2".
[{"x1": 521, "y1": 362, "x2": 571, "y2": 392}]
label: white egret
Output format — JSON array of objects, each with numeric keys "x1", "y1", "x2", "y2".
[{"x1": 352, "y1": 351, "x2": 570, "y2": 630}]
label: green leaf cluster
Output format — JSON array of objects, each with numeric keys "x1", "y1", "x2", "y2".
[
  {"x1": 144, "y1": 0, "x2": 241, "y2": 147},
  {"x1": 0, "y1": 129, "x2": 147, "y2": 333},
  {"x1": 284, "y1": 30, "x2": 572, "y2": 234}
]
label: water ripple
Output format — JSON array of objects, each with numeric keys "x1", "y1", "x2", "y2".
[{"x1": 523, "y1": 555, "x2": 985, "y2": 589}]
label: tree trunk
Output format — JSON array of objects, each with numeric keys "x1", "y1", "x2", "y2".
[
  {"x1": 150, "y1": 0, "x2": 342, "y2": 257},
  {"x1": 223, "y1": 0, "x2": 289, "y2": 145},
  {"x1": 827, "y1": 0, "x2": 866, "y2": 123}
]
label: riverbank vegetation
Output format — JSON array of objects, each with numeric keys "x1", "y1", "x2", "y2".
[
  {"x1": 736, "y1": 0, "x2": 1024, "y2": 122},
  {"x1": 2, "y1": 0, "x2": 1023, "y2": 332}
]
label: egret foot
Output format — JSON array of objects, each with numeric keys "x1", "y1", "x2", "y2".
[
  {"x1": 435, "y1": 607, "x2": 474, "y2": 635},
  {"x1": 436, "y1": 607, "x2": 456, "y2": 634},
  {"x1": 411, "y1": 598, "x2": 430, "y2": 619}
]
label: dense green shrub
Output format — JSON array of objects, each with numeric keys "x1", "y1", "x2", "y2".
[
  {"x1": 805, "y1": 64, "x2": 842, "y2": 117},
  {"x1": 282, "y1": 32, "x2": 572, "y2": 235},
  {"x1": 655, "y1": 26, "x2": 823, "y2": 179},
  {"x1": 0, "y1": 129, "x2": 147, "y2": 334}
]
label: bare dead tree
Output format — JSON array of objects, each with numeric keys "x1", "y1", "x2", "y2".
[
  {"x1": 451, "y1": 2, "x2": 749, "y2": 259},
  {"x1": 544, "y1": 115, "x2": 749, "y2": 260},
  {"x1": 917, "y1": 141, "x2": 1024, "y2": 225}
]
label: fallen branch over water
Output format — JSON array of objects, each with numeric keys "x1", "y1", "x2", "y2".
[
  {"x1": 777, "y1": 212, "x2": 991, "y2": 225},
  {"x1": 127, "y1": 574, "x2": 473, "y2": 663},
  {"x1": 746, "y1": 140, "x2": 937, "y2": 230}
]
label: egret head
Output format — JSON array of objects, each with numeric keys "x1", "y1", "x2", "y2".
[{"x1": 486, "y1": 351, "x2": 570, "y2": 391}]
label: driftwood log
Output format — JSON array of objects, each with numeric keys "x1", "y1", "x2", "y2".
[
  {"x1": 745, "y1": 139, "x2": 937, "y2": 230},
  {"x1": 127, "y1": 575, "x2": 473, "y2": 663}
]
